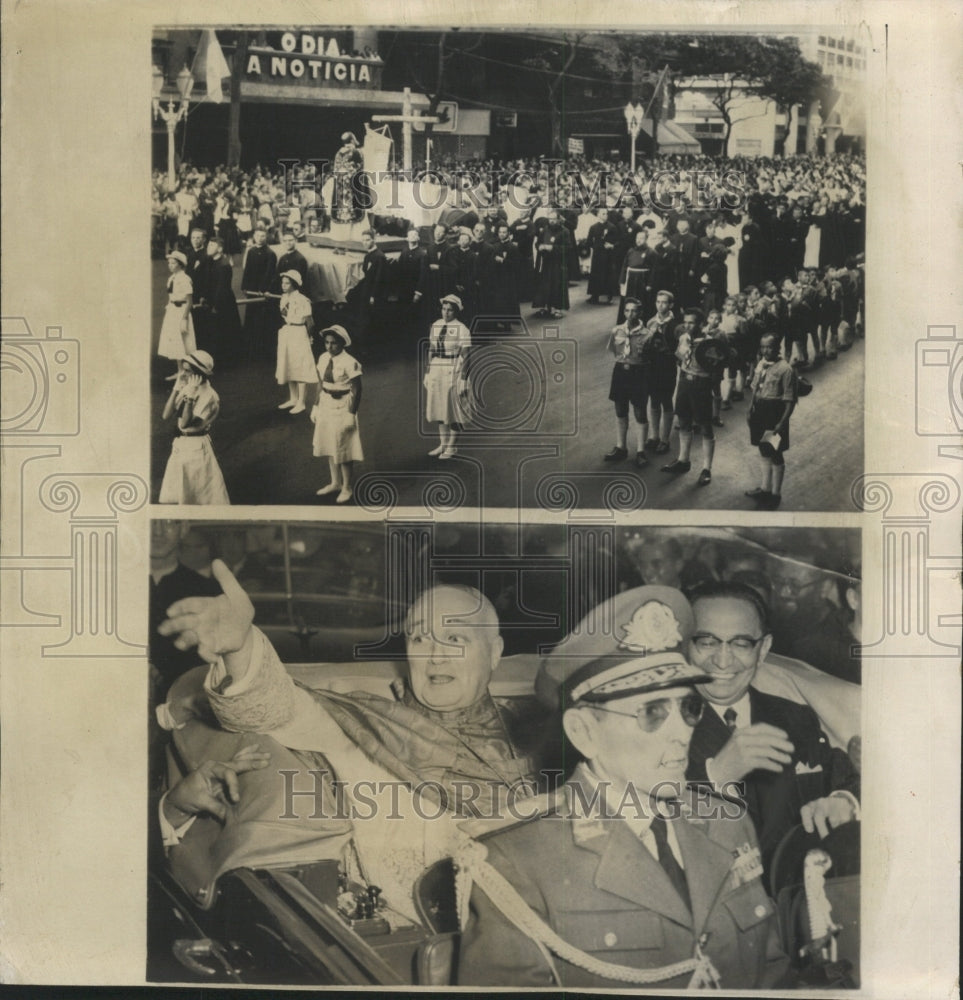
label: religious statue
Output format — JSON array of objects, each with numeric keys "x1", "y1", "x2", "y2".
[{"x1": 332, "y1": 131, "x2": 366, "y2": 224}]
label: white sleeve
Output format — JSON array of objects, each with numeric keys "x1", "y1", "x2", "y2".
[
  {"x1": 203, "y1": 626, "x2": 339, "y2": 753},
  {"x1": 159, "y1": 790, "x2": 196, "y2": 848}
]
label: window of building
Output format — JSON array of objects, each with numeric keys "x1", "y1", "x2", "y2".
[
  {"x1": 847, "y1": 39, "x2": 854, "y2": 51},
  {"x1": 856, "y1": 44, "x2": 864, "y2": 55},
  {"x1": 818, "y1": 35, "x2": 827, "y2": 44},
  {"x1": 828, "y1": 37, "x2": 836, "y2": 48},
  {"x1": 847, "y1": 57, "x2": 853, "y2": 68},
  {"x1": 837, "y1": 53, "x2": 845, "y2": 65}
]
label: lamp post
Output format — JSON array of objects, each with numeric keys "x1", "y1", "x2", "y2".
[
  {"x1": 152, "y1": 64, "x2": 195, "y2": 189},
  {"x1": 623, "y1": 101, "x2": 644, "y2": 174}
]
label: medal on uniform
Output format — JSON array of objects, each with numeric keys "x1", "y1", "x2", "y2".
[{"x1": 730, "y1": 842, "x2": 763, "y2": 886}]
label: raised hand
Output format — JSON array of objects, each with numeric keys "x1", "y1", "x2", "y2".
[
  {"x1": 158, "y1": 559, "x2": 254, "y2": 664},
  {"x1": 712, "y1": 722, "x2": 795, "y2": 784}
]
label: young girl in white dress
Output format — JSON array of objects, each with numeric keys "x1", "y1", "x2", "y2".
[
  {"x1": 159, "y1": 350, "x2": 230, "y2": 505},
  {"x1": 424, "y1": 294, "x2": 472, "y2": 459},
  {"x1": 311, "y1": 325, "x2": 363, "y2": 504},
  {"x1": 275, "y1": 270, "x2": 317, "y2": 414},
  {"x1": 157, "y1": 251, "x2": 196, "y2": 366}
]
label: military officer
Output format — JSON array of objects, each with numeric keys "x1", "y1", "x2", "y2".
[{"x1": 457, "y1": 585, "x2": 790, "y2": 989}]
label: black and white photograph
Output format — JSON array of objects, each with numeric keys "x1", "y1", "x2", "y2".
[
  {"x1": 149, "y1": 26, "x2": 866, "y2": 511},
  {"x1": 2, "y1": 3, "x2": 961, "y2": 997},
  {"x1": 147, "y1": 518, "x2": 862, "y2": 988}
]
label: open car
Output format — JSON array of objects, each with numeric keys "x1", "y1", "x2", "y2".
[
  {"x1": 149, "y1": 522, "x2": 862, "y2": 985},
  {"x1": 148, "y1": 644, "x2": 858, "y2": 986}
]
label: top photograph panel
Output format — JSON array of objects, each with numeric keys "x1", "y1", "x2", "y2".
[{"x1": 149, "y1": 26, "x2": 866, "y2": 512}]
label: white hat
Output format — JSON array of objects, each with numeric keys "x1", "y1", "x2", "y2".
[
  {"x1": 321, "y1": 325, "x2": 352, "y2": 347},
  {"x1": 280, "y1": 270, "x2": 302, "y2": 286},
  {"x1": 167, "y1": 250, "x2": 188, "y2": 267},
  {"x1": 184, "y1": 350, "x2": 215, "y2": 376},
  {"x1": 439, "y1": 294, "x2": 463, "y2": 312}
]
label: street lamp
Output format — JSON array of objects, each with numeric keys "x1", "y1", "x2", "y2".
[
  {"x1": 152, "y1": 64, "x2": 194, "y2": 189},
  {"x1": 624, "y1": 101, "x2": 644, "y2": 174}
]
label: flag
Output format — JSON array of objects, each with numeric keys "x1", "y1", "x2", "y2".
[
  {"x1": 192, "y1": 29, "x2": 231, "y2": 105},
  {"x1": 363, "y1": 124, "x2": 393, "y2": 174}
]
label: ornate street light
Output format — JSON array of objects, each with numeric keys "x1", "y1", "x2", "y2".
[
  {"x1": 152, "y1": 64, "x2": 195, "y2": 188},
  {"x1": 624, "y1": 101, "x2": 644, "y2": 173}
]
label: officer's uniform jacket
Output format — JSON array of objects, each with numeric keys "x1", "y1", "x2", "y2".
[{"x1": 458, "y1": 764, "x2": 789, "y2": 989}]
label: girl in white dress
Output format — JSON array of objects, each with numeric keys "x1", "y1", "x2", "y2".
[
  {"x1": 424, "y1": 294, "x2": 472, "y2": 459},
  {"x1": 159, "y1": 350, "x2": 230, "y2": 505},
  {"x1": 275, "y1": 270, "x2": 317, "y2": 414},
  {"x1": 311, "y1": 325, "x2": 363, "y2": 504},
  {"x1": 157, "y1": 251, "x2": 196, "y2": 366}
]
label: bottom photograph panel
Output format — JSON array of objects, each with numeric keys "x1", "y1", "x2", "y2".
[{"x1": 148, "y1": 519, "x2": 861, "y2": 989}]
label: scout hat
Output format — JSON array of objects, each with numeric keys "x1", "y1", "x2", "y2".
[
  {"x1": 280, "y1": 269, "x2": 302, "y2": 286},
  {"x1": 536, "y1": 585, "x2": 711, "y2": 710},
  {"x1": 321, "y1": 324, "x2": 352, "y2": 347},
  {"x1": 694, "y1": 336, "x2": 738, "y2": 372}
]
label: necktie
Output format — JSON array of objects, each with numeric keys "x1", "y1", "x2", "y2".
[
  {"x1": 323, "y1": 357, "x2": 334, "y2": 383},
  {"x1": 650, "y1": 816, "x2": 691, "y2": 912},
  {"x1": 724, "y1": 707, "x2": 738, "y2": 731}
]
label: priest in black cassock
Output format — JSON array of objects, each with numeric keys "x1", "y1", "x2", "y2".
[{"x1": 240, "y1": 226, "x2": 278, "y2": 362}]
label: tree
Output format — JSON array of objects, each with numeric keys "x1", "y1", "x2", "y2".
[
  {"x1": 590, "y1": 33, "x2": 678, "y2": 155},
  {"x1": 668, "y1": 35, "x2": 825, "y2": 156},
  {"x1": 399, "y1": 30, "x2": 485, "y2": 166},
  {"x1": 760, "y1": 38, "x2": 829, "y2": 153},
  {"x1": 521, "y1": 33, "x2": 587, "y2": 155}
]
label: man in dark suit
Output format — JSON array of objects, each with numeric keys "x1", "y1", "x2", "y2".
[
  {"x1": 394, "y1": 228, "x2": 428, "y2": 335},
  {"x1": 458, "y1": 585, "x2": 789, "y2": 989},
  {"x1": 203, "y1": 236, "x2": 242, "y2": 366},
  {"x1": 186, "y1": 227, "x2": 213, "y2": 353},
  {"x1": 685, "y1": 581, "x2": 860, "y2": 886},
  {"x1": 274, "y1": 230, "x2": 308, "y2": 289},
  {"x1": 352, "y1": 229, "x2": 391, "y2": 343},
  {"x1": 669, "y1": 215, "x2": 701, "y2": 311},
  {"x1": 442, "y1": 228, "x2": 479, "y2": 328},
  {"x1": 585, "y1": 207, "x2": 621, "y2": 305},
  {"x1": 240, "y1": 226, "x2": 278, "y2": 361},
  {"x1": 475, "y1": 223, "x2": 521, "y2": 326}
]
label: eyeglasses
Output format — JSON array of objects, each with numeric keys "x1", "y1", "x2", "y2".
[
  {"x1": 691, "y1": 633, "x2": 765, "y2": 654},
  {"x1": 590, "y1": 693, "x2": 705, "y2": 732}
]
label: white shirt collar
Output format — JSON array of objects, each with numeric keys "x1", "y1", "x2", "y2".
[{"x1": 708, "y1": 692, "x2": 752, "y2": 729}]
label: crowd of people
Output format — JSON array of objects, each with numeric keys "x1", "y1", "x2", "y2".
[{"x1": 152, "y1": 150, "x2": 864, "y2": 505}]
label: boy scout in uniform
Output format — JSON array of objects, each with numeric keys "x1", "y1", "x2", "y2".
[{"x1": 456, "y1": 585, "x2": 789, "y2": 989}]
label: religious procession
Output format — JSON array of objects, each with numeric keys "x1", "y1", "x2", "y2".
[{"x1": 150, "y1": 27, "x2": 866, "y2": 511}]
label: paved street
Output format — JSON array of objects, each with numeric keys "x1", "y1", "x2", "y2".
[{"x1": 150, "y1": 258, "x2": 863, "y2": 511}]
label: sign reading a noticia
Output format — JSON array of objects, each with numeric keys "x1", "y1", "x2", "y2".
[{"x1": 245, "y1": 32, "x2": 382, "y2": 88}]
